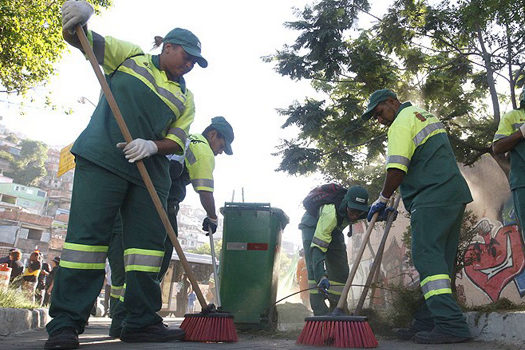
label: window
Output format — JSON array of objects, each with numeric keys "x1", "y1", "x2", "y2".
[{"x1": 37, "y1": 191, "x2": 46, "y2": 198}]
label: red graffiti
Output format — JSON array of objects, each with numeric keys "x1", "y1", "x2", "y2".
[{"x1": 464, "y1": 223, "x2": 525, "y2": 302}]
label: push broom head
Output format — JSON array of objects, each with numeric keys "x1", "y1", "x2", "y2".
[
  {"x1": 297, "y1": 315, "x2": 378, "y2": 348},
  {"x1": 180, "y1": 308, "x2": 238, "y2": 343}
]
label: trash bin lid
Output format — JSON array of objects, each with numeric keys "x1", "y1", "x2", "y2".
[{"x1": 220, "y1": 202, "x2": 289, "y2": 229}]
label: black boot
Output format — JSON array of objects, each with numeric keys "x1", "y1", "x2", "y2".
[
  {"x1": 44, "y1": 328, "x2": 79, "y2": 350},
  {"x1": 120, "y1": 322, "x2": 185, "y2": 343},
  {"x1": 414, "y1": 328, "x2": 471, "y2": 344}
]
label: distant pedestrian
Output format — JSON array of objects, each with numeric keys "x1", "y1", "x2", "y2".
[
  {"x1": 0, "y1": 248, "x2": 23, "y2": 286},
  {"x1": 36, "y1": 255, "x2": 51, "y2": 306},
  {"x1": 22, "y1": 250, "x2": 42, "y2": 303},
  {"x1": 43, "y1": 257, "x2": 60, "y2": 306},
  {"x1": 187, "y1": 290, "x2": 196, "y2": 313}
]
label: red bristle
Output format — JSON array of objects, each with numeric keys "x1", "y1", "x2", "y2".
[
  {"x1": 297, "y1": 318, "x2": 378, "y2": 348},
  {"x1": 181, "y1": 314, "x2": 238, "y2": 343}
]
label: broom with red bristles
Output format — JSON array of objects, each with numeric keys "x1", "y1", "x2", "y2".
[
  {"x1": 75, "y1": 25, "x2": 237, "y2": 343},
  {"x1": 297, "y1": 195, "x2": 399, "y2": 348},
  {"x1": 180, "y1": 228, "x2": 238, "y2": 342}
]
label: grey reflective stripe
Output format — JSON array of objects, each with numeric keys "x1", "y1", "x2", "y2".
[
  {"x1": 312, "y1": 237, "x2": 329, "y2": 248},
  {"x1": 387, "y1": 155, "x2": 410, "y2": 167},
  {"x1": 124, "y1": 254, "x2": 163, "y2": 268},
  {"x1": 192, "y1": 178, "x2": 214, "y2": 189},
  {"x1": 493, "y1": 134, "x2": 507, "y2": 141},
  {"x1": 413, "y1": 122, "x2": 445, "y2": 146},
  {"x1": 110, "y1": 286, "x2": 124, "y2": 298},
  {"x1": 513, "y1": 123, "x2": 524, "y2": 130},
  {"x1": 328, "y1": 284, "x2": 344, "y2": 294},
  {"x1": 421, "y1": 278, "x2": 450, "y2": 295},
  {"x1": 186, "y1": 148, "x2": 197, "y2": 164},
  {"x1": 121, "y1": 60, "x2": 185, "y2": 114},
  {"x1": 92, "y1": 31, "x2": 105, "y2": 65},
  {"x1": 61, "y1": 249, "x2": 107, "y2": 264},
  {"x1": 168, "y1": 127, "x2": 187, "y2": 145}
]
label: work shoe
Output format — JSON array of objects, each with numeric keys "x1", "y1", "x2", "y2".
[
  {"x1": 414, "y1": 328, "x2": 471, "y2": 344},
  {"x1": 108, "y1": 326, "x2": 122, "y2": 339},
  {"x1": 393, "y1": 325, "x2": 433, "y2": 341},
  {"x1": 120, "y1": 322, "x2": 185, "y2": 343},
  {"x1": 44, "y1": 327, "x2": 79, "y2": 349}
]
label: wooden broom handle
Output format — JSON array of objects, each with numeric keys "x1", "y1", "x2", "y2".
[
  {"x1": 75, "y1": 26, "x2": 207, "y2": 308},
  {"x1": 336, "y1": 211, "x2": 379, "y2": 310},
  {"x1": 354, "y1": 194, "x2": 401, "y2": 315}
]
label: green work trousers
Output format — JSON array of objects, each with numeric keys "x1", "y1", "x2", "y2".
[
  {"x1": 410, "y1": 204, "x2": 470, "y2": 338},
  {"x1": 47, "y1": 157, "x2": 168, "y2": 335},
  {"x1": 158, "y1": 201, "x2": 179, "y2": 282},
  {"x1": 300, "y1": 212, "x2": 349, "y2": 316},
  {"x1": 512, "y1": 187, "x2": 525, "y2": 241},
  {"x1": 107, "y1": 215, "x2": 126, "y2": 336}
]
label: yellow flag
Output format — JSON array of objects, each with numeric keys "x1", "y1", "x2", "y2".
[{"x1": 57, "y1": 143, "x2": 75, "y2": 177}]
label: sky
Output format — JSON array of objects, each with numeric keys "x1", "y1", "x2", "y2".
[{"x1": 0, "y1": 0, "x2": 381, "y2": 248}]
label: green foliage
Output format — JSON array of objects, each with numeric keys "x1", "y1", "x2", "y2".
[
  {"x1": 5, "y1": 139, "x2": 48, "y2": 186},
  {"x1": 0, "y1": 0, "x2": 111, "y2": 94},
  {"x1": 270, "y1": 0, "x2": 524, "y2": 185},
  {"x1": 0, "y1": 285, "x2": 39, "y2": 309},
  {"x1": 187, "y1": 239, "x2": 222, "y2": 258}
]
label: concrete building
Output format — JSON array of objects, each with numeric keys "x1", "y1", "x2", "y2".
[{"x1": 0, "y1": 182, "x2": 47, "y2": 215}]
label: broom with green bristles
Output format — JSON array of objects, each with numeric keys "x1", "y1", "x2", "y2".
[{"x1": 75, "y1": 25, "x2": 237, "y2": 343}]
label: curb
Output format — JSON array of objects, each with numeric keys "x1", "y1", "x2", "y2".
[
  {"x1": 0, "y1": 308, "x2": 48, "y2": 337},
  {"x1": 466, "y1": 311, "x2": 525, "y2": 347}
]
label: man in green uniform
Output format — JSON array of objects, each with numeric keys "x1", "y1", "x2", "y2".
[
  {"x1": 492, "y1": 89, "x2": 525, "y2": 241},
  {"x1": 108, "y1": 117, "x2": 234, "y2": 337},
  {"x1": 362, "y1": 89, "x2": 472, "y2": 344},
  {"x1": 45, "y1": 1, "x2": 207, "y2": 348},
  {"x1": 299, "y1": 185, "x2": 370, "y2": 316}
]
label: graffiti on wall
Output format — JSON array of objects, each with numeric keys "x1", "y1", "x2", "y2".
[{"x1": 464, "y1": 217, "x2": 525, "y2": 302}]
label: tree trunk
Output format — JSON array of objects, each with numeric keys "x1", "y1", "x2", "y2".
[
  {"x1": 506, "y1": 23, "x2": 517, "y2": 109},
  {"x1": 475, "y1": 25, "x2": 500, "y2": 125}
]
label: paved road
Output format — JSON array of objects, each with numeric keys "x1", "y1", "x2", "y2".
[{"x1": 0, "y1": 317, "x2": 522, "y2": 350}]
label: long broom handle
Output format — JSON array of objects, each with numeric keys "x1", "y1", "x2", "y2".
[
  {"x1": 208, "y1": 228, "x2": 221, "y2": 307},
  {"x1": 75, "y1": 26, "x2": 207, "y2": 308},
  {"x1": 336, "y1": 212, "x2": 379, "y2": 310},
  {"x1": 354, "y1": 195, "x2": 401, "y2": 315}
]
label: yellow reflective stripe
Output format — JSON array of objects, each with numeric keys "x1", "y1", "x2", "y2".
[
  {"x1": 119, "y1": 283, "x2": 127, "y2": 302},
  {"x1": 124, "y1": 248, "x2": 163, "y2": 273},
  {"x1": 412, "y1": 122, "x2": 446, "y2": 146},
  {"x1": 424, "y1": 288, "x2": 452, "y2": 299},
  {"x1": 63, "y1": 242, "x2": 109, "y2": 252},
  {"x1": 110, "y1": 285, "x2": 124, "y2": 299},
  {"x1": 420, "y1": 274, "x2": 450, "y2": 287},
  {"x1": 420, "y1": 274, "x2": 451, "y2": 299},
  {"x1": 121, "y1": 59, "x2": 185, "y2": 115},
  {"x1": 60, "y1": 261, "x2": 105, "y2": 270}
]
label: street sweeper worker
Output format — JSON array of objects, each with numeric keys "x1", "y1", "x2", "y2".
[
  {"x1": 106, "y1": 116, "x2": 234, "y2": 337},
  {"x1": 492, "y1": 88, "x2": 525, "y2": 241},
  {"x1": 299, "y1": 185, "x2": 371, "y2": 316},
  {"x1": 45, "y1": 1, "x2": 207, "y2": 348},
  {"x1": 160, "y1": 116, "x2": 234, "y2": 278},
  {"x1": 362, "y1": 89, "x2": 472, "y2": 344}
]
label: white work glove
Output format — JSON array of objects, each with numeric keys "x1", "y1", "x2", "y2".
[
  {"x1": 62, "y1": 0, "x2": 94, "y2": 34},
  {"x1": 116, "y1": 139, "x2": 158, "y2": 163},
  {"x1": 520, "y1": 123, "x2": 525, "y2": 138}
]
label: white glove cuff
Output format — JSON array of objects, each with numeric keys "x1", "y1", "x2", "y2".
[
  {"x1": 520, "y1": 123, "x2": 525, "y2": 138},
  {"x1": 147, "y1": 140, "x2": 159, "y2": 154},
  {"x1": 207, "y1": 217, "x2": 218, "y2": 224},
  {"x1": 378, "y1": 193, "x2": 390, "y2": 204}
]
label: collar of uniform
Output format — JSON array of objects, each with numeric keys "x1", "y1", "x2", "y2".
[
  {"x1": 151, "y1": 54, "x2": 187, "y2": 93},
  {"x1": 395, "y1": 101, "x2": 412, "y2": 118}
]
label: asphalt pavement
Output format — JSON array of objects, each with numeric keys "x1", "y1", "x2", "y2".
[{"x1": 0, "y1": 317, "x2": 522, "y2": 350}]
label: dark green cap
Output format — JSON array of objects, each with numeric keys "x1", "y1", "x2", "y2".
[
  {"x1": 210, "y1": 116, "x2": 234, "y2": 155},
  {"x1": 361, "y1": 89, "x2": 397, "y2": 120},
  {"x1": 164, "y1": 28, "x2": 208, "y2": 68},
  {"x1": 344, "y1": 185, "x2": 369, "y2": 212}
]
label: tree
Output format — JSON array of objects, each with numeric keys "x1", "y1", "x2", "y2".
[
  {"x1": 187, "y1": 239, "x2": 222, "y2": 258},
  {"x1": 0, "y1": 0, "x2": 111, "y2": 95},
  {"x1": 5, "y1": 139, "x2": 48, "y2": 186},
  {"x1": 268, "y1": 0, "x2": 525, "y2": 191}
]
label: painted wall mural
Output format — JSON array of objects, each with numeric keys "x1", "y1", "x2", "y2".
[{"x1": 463, "y1": 194, "x2": 525, "y2": 303}]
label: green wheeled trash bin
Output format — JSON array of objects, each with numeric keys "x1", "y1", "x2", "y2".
[{"x1": 219, "y1": 202, "x2": 289, "y2": 330}]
